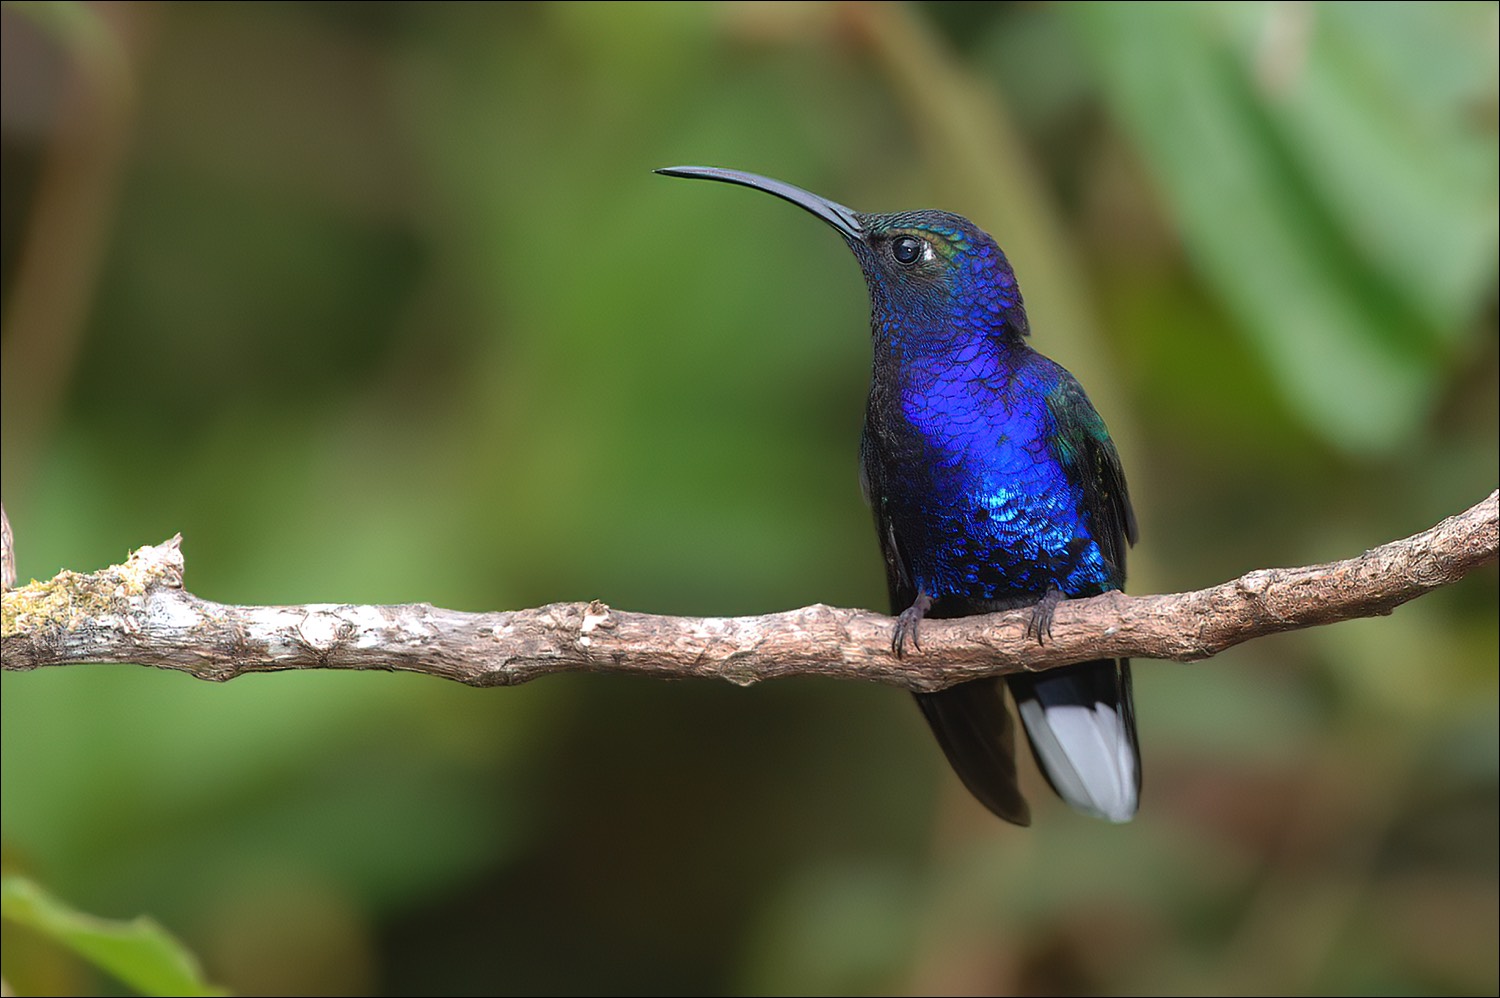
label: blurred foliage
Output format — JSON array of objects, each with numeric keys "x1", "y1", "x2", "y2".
[
  {"x1": 1, "y1": 2, "x2": 1495, "y2": 995},
  {"x1": 1074, "y1": 2, "x2": 1497, "y2": 454},
  {"x1": 1, "y1": 875, "x2": 226, "y2": 996}
]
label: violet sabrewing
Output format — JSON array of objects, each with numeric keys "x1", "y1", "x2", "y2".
[{"x1": 658, "y1": 166, "x2": 1140, "y2": 824}]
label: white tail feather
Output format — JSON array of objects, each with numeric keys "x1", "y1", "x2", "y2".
[{"x1": 1016, "y1": 698, "x2": 1138, "y2": 823}]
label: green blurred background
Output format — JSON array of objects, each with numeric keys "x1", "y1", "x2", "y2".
[{"x1": 2, "y1": 2, "x2": 1495, "y2": 994}]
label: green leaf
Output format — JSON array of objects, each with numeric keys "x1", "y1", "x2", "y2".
[
  {"x1": 1070, "y1": 2, "x2": 1497, "y2": 454},
  {"x1": 1263, "y1": 2, "x2": 1499, "y2": 336},
  {"x1": 1, "y1": 875, "x2": 227, "y2": 997}
]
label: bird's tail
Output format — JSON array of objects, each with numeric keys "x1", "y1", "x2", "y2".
[
  {"x1": 1008, "y1": 659, "x2": 1140, "y2": 823},
  {"x1": 914, "y1": 679, "x2": 1032, "y2": 826}
]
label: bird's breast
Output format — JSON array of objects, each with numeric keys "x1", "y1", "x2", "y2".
[
  {"x1": 868, "y1": 353, "x2": 1113, "y2": 601},
  {"x1": 894, "y1": 348, "x2": 1046, "y2": 475}
]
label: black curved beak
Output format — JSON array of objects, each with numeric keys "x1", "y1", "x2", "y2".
[{"x1": 656, "y1": 165, "x2": 864, "y2": 242}]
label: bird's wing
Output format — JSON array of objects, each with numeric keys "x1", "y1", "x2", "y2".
[
  {"x1": 1044, "y1": 371, "x2": 1137, "y2": 577},
  {"x1": 860, "y1": 434, "x2": 919, "y2": 613},
  {"x1": 1007, "y1": 369, "x2": 1140, "y2": 823}
]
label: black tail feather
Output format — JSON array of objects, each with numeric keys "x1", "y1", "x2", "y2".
[{"x1": 915, "y1": 679, "x2": 1032, "y2": 826}]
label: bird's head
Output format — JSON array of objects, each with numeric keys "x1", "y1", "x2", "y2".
[{"x1": 657, "y1": 166, "x2": 1030, "y2": 343}]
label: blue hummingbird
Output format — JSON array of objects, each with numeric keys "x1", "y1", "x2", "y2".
[{"x1": 659, "y1": 166, "x2": 1140, "y2": 824}]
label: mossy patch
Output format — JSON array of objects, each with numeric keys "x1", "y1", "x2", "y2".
[{"x1": 2, "y1": 545, "x2": 170, "y2": 638}]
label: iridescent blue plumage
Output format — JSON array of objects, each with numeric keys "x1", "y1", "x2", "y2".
[{"x1": 659, "y1": 167, "x2": 1141, "y2": 825}]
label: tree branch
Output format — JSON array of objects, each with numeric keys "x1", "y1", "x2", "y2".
[{"x1": 2, "y1": 491, "x2": 1494, "y2": 692}]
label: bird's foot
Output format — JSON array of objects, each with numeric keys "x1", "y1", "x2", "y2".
[
  {"x1": 1025, "y1": 588, "x2": 1065, "y2": 645},
  {"x1": 892, "y1": 592, "x2": 933, "y2": 658}
]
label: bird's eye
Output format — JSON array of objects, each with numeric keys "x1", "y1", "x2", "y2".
[{"x1": 891, "y1": 236, "x2": 924, "y2": 265}]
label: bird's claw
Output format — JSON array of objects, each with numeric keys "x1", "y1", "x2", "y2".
[
  {"x1": 1025, "y1": 588, "x2": 1065, "y2": 645},
  {"x1": 892, "y1": 593, "x2": 933, "y2": 659}
]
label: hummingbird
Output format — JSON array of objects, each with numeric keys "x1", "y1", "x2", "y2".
[{"x1": 658, "y1": 166, "x2": 1140, "y2": 824}]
